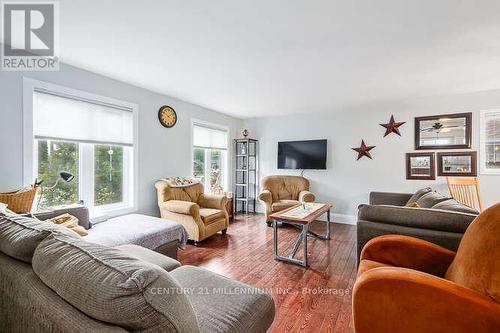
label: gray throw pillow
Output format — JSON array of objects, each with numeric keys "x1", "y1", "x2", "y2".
[
  {"x1": 0, "y1": 214, "x2": 80, "y2": 263},
  {"x1": 416, "y1": 191, "x2": 450, "y2": 208},
  {"x1": 406, "y1": 187, "x2": 432, "y2": 205},
  {"x1": 432, "y1": 199, "x2": 480, "y2": 215},
  {"x1": 32, "y1": 233, "x2": 199, "y2": 333}
]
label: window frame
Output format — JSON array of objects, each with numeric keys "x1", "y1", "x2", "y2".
[
  {"x1": 191, "y1": 119, "x2": 230, "y2": 193},
  {"x1": 480, "y1": 109, "x2": 500, "y2": 175},
  {"x1": 23, "y1": 78, "x2": 139, "y2": 220}
]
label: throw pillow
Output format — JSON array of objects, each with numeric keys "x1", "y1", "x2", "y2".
[
  {"x1": 405, "y1": 202, "x2": 421, "y2": 208},
  {"x1": 46, "y1": 213, "x2": 88, "y2": 236},
  {"x1": 32, "y1": 233, "x2": 199, "y2": 332},
  {"x1": 416, "y1": 191, "x2": 450, "y2": 208},
  {"x1": 406, "y1": 187, "x2": 432, "y2": 205},
  {"x1": 432, "y1": 199, "x2": 480, "y2": 215}
]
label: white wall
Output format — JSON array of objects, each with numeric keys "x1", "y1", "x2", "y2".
[
  {"x1": 0, "y1": 64, "x2": 243, "y2": 216},
  {"x1": 245, "y1": 90, "x2": 500, "y2": 221}
]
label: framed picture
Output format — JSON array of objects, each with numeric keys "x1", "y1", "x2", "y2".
[
  {"x1": 480, "y1": 110, "x2": 500, "y2": 175},
  {"x1": 406, "y1": 152, "x2": 435, "y2": 180},
  {"x1": 437, "y1": 151, "x2": 477, "y2": 177},
  {"x1": 415, "y1": 112, "x2": 472, "y2": 150}
]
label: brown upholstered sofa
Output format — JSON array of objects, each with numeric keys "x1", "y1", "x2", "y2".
[
  {"x1": 353, "y1": 203, "x2": 500, "y2": 333},
  {"x1": 0, "y1": 212, "x2": 275, "y2": 333},
  {"x1": 155, "y1": 180, "x2": 229, "y2": 245},
  {"x1": 258, "y1": 175, "x2": 315, "y2": 225}
]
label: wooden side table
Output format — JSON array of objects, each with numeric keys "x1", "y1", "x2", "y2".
[{"x1": 226, "y1": 197, "x2": 234, "y2": 222}]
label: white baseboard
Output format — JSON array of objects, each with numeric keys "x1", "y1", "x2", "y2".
[{"x1": 318, "y1": 213, "x2": 357, "y2": 225}]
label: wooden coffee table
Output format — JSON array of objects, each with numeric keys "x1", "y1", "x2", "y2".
[{"x1": 269, "y1": 203, "x2": 332, "y2": 267}]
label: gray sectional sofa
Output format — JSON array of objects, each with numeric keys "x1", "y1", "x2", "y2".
[
  {"x1": 0, "y1": 212, "x2": 275, "y2": 333},
  {"x1": 357, "y1": 189, "x2": 479, "y2": 264}
]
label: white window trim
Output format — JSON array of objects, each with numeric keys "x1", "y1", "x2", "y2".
[
  {"x1": 480, "y1": 109, "x2": 500, "y2": 175},
  {"x1": 23, "y1": 77, "x2": 139, "y2": 219},
  {"x1": 191, "y1": 118, "x2": 231, "y2": 193}
]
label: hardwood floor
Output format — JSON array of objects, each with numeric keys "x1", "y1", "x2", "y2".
[{"x1": 178, "y1": 213, "x2": 357, "y2": 333}]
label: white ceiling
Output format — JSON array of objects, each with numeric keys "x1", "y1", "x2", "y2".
[{"x1": 58, "y1": 0, "x2": 500, "y2": 118}]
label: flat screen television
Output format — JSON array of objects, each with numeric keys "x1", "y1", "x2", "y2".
[{"x1": 278, "y1": 139, "x2": 327, "y2": 170}]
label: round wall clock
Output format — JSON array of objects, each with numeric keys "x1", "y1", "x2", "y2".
[{"x1": 158, "y1": 105, "x2": 177, "y2": 128}]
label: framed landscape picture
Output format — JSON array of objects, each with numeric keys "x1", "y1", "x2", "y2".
[
  {"x1": 406, "y1": 152, "x2": 435, "y2": 180},
  {"x1": 437, "y1": 151, "x2": 477, "y2": 177}
]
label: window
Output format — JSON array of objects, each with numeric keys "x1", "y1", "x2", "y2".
[
  {"x1": 36, "y1": 140, "x2": 79, "y2": 207},
  {"x1": 480, "y1": 110, "x2": 500, "y2": 174},
  {"x1": 25, "y1": 80, "x2": 137, "y2": 218},
  {"x1": 192, "y1": 122, "x2": 229, "y2": 194}
]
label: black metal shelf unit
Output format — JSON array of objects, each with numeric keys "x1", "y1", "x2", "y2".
[{"x1": 234, "y1": 138, "x2": 258, "y2": 214}]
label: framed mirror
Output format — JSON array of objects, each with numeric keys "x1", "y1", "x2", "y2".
[
  {"x1": 406, "y1": 152, "x2": 435, "y2": 180},
  {"x1": 415, "y1": 112, "x2": 472, "y2": 150},
  {"x1": 437, "y1": 151, "x2": 477, "y2": 177}
]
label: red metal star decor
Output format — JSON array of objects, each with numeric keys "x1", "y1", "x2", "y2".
[
  {"x1": 380, "y1": 115, "x2": 406, "y2": 137},
  {"x1": 352, "y1": 140, "x2": 376, "y2": 160}
]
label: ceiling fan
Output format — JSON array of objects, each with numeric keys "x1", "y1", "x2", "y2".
[{"x1": 420, "y1": 122, "x2": 462, "y2": 133}]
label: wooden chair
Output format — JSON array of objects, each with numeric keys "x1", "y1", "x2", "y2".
[{"x1": 446, "y1": 177, "x2": 484, "y2": 212}]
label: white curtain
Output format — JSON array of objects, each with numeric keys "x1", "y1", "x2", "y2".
[
  {"x1": 193, "y1": 124, "x2": 228, "y2": 150},
  {"x1": 33, "y1": 91, "x2": 133, "y2": 146}
]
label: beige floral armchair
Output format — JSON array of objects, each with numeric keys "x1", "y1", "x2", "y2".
[
  {"x1": 155, "y1": 180, "x2": 228, "y2": 245},
  {"x1": 258, "y1": 175, "x2": 315, "y2": 225}
]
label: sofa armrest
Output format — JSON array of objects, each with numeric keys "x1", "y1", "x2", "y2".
[
  {"x1": 198, "y1": 194, "x2": 227, "y2": 210},
  {"x1": 299, "y1": 190, "x2": 315, "y2": 203},
  {"x1": 114, "y1": 244, "x2": 181, "y2": 272},
  {"x1": 33, "y1": 205, "x2": 90, "y2": 230},
  {"x1": 170, "y1": 266, "x2": 276, "y2": 332},
  {"x1": 353, "y1": 267, "x2": 500, "y2": 333},
  {"x1": 361, "y1": 235, "x2": 455, "y2": 277},
  {"x1": 162, "y1": 200, "x2": 200, "y2": 216},
  {"x1": 258, "y1": 190, "x2": 272, "y2": 205},
  {"x1": 154, "y1": 180, "x2": 169, "y2": 203},
  {"x1": 369, "y1": 192, "x2": 413, "y2": 206},
  {"x1": 358, "y1": 204, "x2": 475, "y2": 234}
]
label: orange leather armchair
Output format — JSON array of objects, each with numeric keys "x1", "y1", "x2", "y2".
[{"x1": 353, "y1": 203, "x2": 500, "y2": 333}]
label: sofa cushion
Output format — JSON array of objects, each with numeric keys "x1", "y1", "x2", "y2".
[
  {"x1": 432, "y1": 199, "x2": 480, "y2": 215},
  {"x1": 0, "y1": 214, "x2": 80, "y2": 263},
  {"x1": 405, "y1": 187, "x2": 432, "y2": 205},
  {"x1": 162, "y1": 182, "x2": 204, "y2": 203},
  {"x1": 114, "y1": 244, "x2": 181, "y2": 271},
  {"x1": 32, "y1": 233, "x2": 199, "y2": 332},
  {"x1": 261, "y1": 175, "x2": 310, "y2": 202},
  {"x1": 416, "y1": 191, "x2": 450, "y2": 208},
  {"x1": 358, "y1": 204, "x2": 476, "y2": 233},
  {"x1": 199, "y1": 208, "x2": 225, "y2": 225},
  {"x1": 170, "y1": 266, "x2": 275, "y2": 333},
  {"x1": 272, "y1": 199, "x2": 299, "y2": 212}
]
